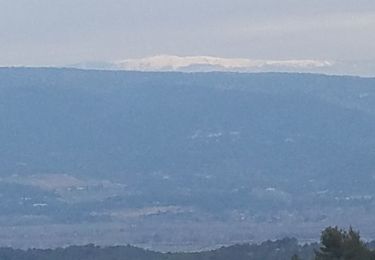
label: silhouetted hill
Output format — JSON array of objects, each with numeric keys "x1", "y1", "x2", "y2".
[{"x1": 0, "y1": 238, "x2": 316, "y2": 260}]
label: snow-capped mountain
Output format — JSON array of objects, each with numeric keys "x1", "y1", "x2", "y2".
[
  {"x1": 114, "y1": 55, "x2": 334, "y2": 72},
  {"x1": 68, "y1": 55, "x2": 375, "y2": 76},
  {"x1": 70, "y1": 55, "x2": 334, "y2": 73}
]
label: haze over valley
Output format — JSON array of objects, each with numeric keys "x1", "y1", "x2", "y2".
[
  {"x1": 1, "y1": 1, "x2": 375, "y2": 259},
  {"x1": 0, "y1": 68, "x2": 374, "y2": 250}
]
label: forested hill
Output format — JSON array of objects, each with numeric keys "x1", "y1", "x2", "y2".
[
  {"x1": 1, "y1": 68, "x2": 375, "y2": 248},
  {"x1": 2, "y1": 227, "x2": 374, "y2": 260},
  {"x1": 0, "y1": 238, "x2": 316, "y2": 260}
]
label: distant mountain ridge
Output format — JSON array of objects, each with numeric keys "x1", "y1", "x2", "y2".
[
  {"x1": 69, "y1": 55, "x2": 333, "y2": 72},
  {"x1": 68, "y1": 55, "x2": 375, "y2": 77},
  {"x1": 115, "y1": 55, "x2": 333, "y2": 72}
]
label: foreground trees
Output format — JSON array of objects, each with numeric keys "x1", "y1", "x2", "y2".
[{"x1": 315, "y1": 227, "x2": 375, "y2": 260}]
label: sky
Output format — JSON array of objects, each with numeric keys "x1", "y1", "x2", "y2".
[{"x1": 1, "y1": 0, "x2": 375, "y2": 75}]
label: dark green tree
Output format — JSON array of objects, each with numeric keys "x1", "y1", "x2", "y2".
[{"x1": 315, "y1": 226, "x2": 375, "y2": 260}]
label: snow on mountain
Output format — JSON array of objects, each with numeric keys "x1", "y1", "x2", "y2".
[{"x1": 114, "y1": 55, "x2": 334, "y2": 72}]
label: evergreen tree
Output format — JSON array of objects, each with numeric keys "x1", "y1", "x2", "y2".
[{"x1": 315, "y1": 226, "x2": 375, "y2": 260}]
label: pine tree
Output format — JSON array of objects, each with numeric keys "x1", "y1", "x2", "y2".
[{"x1": 315, "y1": 226, "x2": 375, "y2": 260}]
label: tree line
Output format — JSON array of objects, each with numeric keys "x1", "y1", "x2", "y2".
[{"x1": 0, "y1": 227, "x2": 373, "y2": 259}]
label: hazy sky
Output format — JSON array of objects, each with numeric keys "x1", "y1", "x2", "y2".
[{"x1": 1, "y1": 0, "x2": 375, "y2": 67}]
